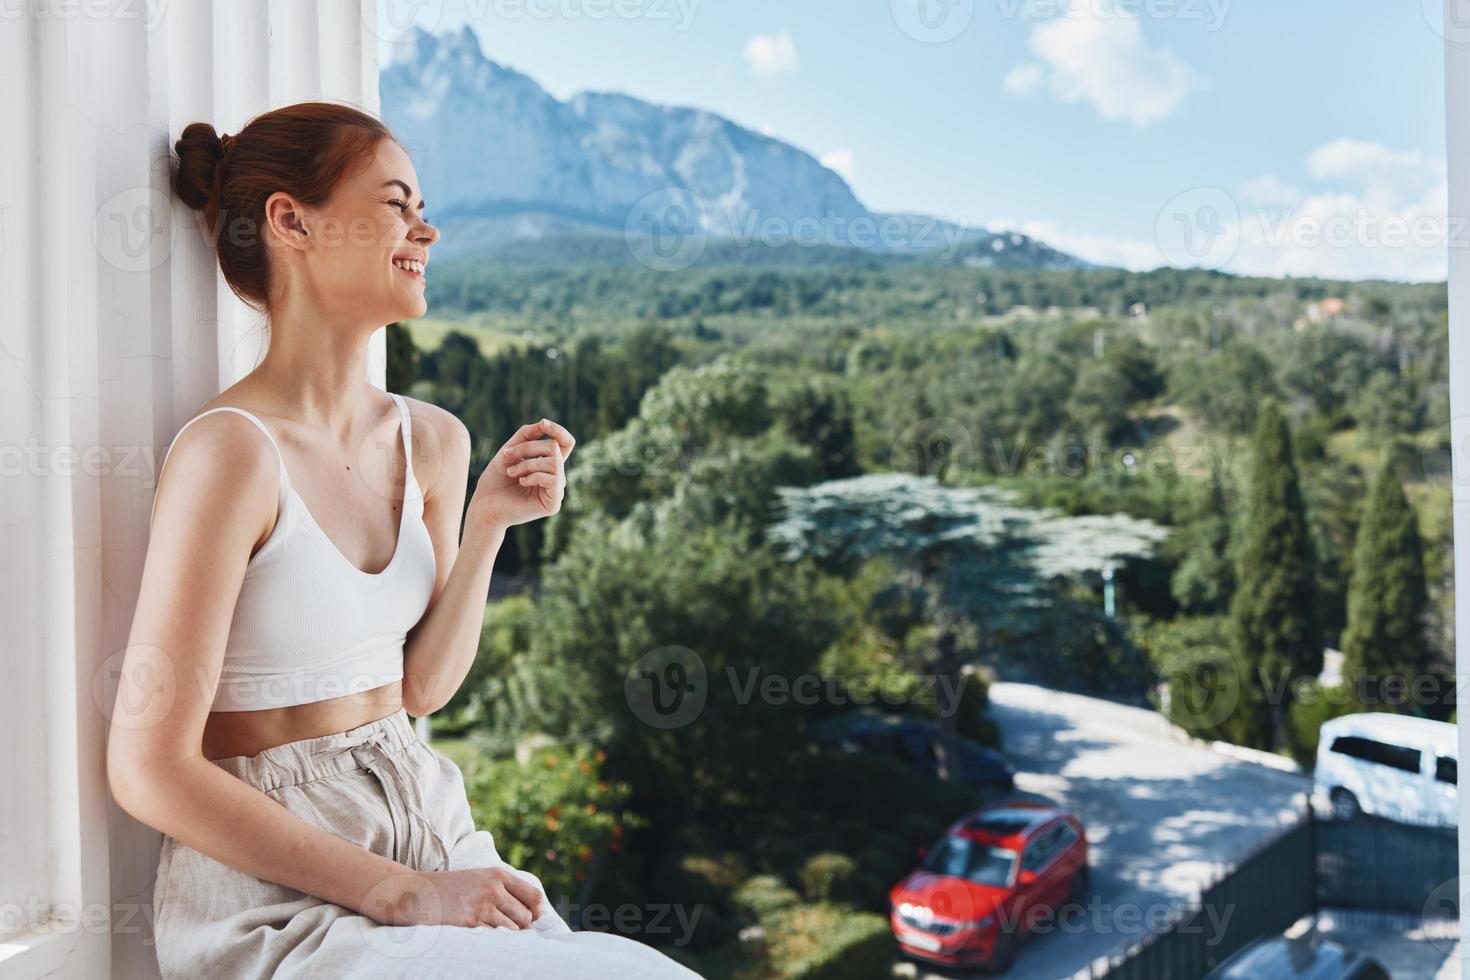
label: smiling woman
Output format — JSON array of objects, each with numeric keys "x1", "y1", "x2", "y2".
[{"x1": 102, "y1": 102, "x2": 704, "y2": 980}]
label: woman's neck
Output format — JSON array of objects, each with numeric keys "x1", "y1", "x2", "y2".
[{"x1": 251, "y1": 303, "x2": 383, "y2": 435}]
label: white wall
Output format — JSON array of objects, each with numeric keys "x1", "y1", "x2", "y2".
[
  {"x1": 0, "y1": 4, "x2": 381, "y2": 977},
  {"x1": 1449, "y1": 3, "x2": 1470, "y2": 974}
]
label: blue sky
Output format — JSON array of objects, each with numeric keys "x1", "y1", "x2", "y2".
[{"x1": 377, "y1": 0, "x2": 1449, "y2": 281}]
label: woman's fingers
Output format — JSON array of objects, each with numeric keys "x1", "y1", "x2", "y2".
[
  {"x1": 503, "y1": 439, "x2": 563, "y2": 462},
  {"x1": 501, "y1": 872, "x2": 544, "y2": 914},
  {"x1": 500, "y1": 421, "x2": 549, "y2": 451},
  {"x1": 481, "y1": 907, "x2": 522, "y2": 931},
  {"x1": 500, "y1": 420, "x2": 574, "y2": 460},
  {"x1": 536, "y1": 418, "x2": 576, "y2": 459},
  {"x1": 508, "y1": 455, "x2": 560, "y2": 476},
  {"x1": 518, "y1": 472, "x2": 558, "y2": 488}
]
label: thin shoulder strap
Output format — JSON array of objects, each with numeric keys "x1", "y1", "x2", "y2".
[
  {"x1": 150, "y1": 407, "x2": 289, "y2": 529},
  {"x1": 389, "y1": 393, "x2": 420, "y2": 496}
]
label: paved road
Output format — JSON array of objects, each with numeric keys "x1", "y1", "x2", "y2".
[{"x1": 899, "y1": 682, "x2": 1311, "y2": 979}]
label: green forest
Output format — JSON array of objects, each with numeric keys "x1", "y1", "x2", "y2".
[{"x1": 391, "y1": 257, "x2": 1453, "y2": 978}]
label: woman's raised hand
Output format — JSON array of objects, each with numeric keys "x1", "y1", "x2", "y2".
[{"x1": 468, "y1": 418, "x2": 575, "y2": 531}]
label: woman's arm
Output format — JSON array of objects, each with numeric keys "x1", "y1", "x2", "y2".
[
  {"x1": 398, "y1": 404, "x2": 571, "y2": 717},
  {"x1": 107, "y1": 414, "x2": 433, "y2": 920},
  {"x1": 109, "y1": 409, "x2": 543, "y2": 929},
  {"x1": 397, "y1": 400, "x2": 491, "y2": 716}
]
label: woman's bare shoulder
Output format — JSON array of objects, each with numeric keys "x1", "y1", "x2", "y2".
[
  {"x1": 396, "y1": 393, "x2": 470, "y2": 452},
  {"x1": 154, "y1": 408, "x2": 281, "y2": 543}
]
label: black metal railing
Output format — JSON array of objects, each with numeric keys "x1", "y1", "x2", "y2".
[{"x1": 1089, "y1": 805, "x2": 1456, "y2": 979}]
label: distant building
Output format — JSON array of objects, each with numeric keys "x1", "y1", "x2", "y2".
[
  {"x1": 1127, "y1": 302, "x2": 1149, "y2": 321},
  {"x1": 1006, "y1": 305, "x2": 1037, "y2": 319},
  {"x1": 1306, "y1": 297, "x2": 1347, "y2": 323}
]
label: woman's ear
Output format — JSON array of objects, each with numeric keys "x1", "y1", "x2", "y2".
[{"x1": 263, "y1": 191, "x2": 311, "y2": 250}]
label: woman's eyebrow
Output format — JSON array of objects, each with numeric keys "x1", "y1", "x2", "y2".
[{"x1": 380, "y1": 179, "x2": 427, "y2": 210}]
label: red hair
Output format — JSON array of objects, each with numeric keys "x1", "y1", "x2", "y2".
[{"x1": 172, "y1": 101, "x2": 396, "y2": 313}]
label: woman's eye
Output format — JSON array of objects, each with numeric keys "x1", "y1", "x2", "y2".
[{"x1": 389, "y1": 199, "x2": 408, "y2": 211}]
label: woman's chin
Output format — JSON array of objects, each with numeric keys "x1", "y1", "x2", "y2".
[{"x1": 383, "y1": 295, "x2": 428, "y2": 323}]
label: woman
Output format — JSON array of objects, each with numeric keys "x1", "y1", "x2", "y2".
[{"x1": 106, "y1": 102, "x2": 702, "y2": 980}]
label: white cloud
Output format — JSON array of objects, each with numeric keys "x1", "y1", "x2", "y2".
[
  {"x1": 991, "y1": 139, "x2": 1450, "y2": 282},
  {"x1": 821, "y1": 148, "x2": 855, "y2": 183},
  {"x1": 1005, "y1": 0, "x2": 1198, "y2": 126},
  {"x1": 1227, "y1": 140, "x2": 1447, "y2": 281},
  {"x1": 1306, "y1": 138, "x2": 1446, "y2": 201},
  {"x1": 743, "y1": 31, "x2": 799, "y2": 78},
  {"x1": 1003, "y1": 63, "x2": 1046, "y2": 97}
]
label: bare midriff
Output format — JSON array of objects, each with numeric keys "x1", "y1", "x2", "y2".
[{"x1": 202, "y1": 681, "x2": 405, "y2": 761}]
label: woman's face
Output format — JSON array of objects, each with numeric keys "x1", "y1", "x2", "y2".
[{"x1": 274, "y1": 138, "x2": 439, "y2": 327}]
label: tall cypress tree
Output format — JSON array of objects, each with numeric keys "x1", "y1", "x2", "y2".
[
  {"x1": 1340, "y1": 450, "x2": 1429, "y2": 712},
  {"x1": 1230, "y1": 401, "x2": 1323, "y2": 751}
]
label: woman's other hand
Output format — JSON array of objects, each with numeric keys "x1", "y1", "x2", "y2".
[{"x1": 467, "y1": 418, "x2": 575, "y2": 532}]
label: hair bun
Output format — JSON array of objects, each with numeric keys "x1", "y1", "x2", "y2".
[{"x1": 173, "y1": 122, "x2": 230, "y2": 211}]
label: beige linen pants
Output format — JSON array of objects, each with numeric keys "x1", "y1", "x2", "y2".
[{"x1": 151, "y1": 707, "x2": 704, "y2": 979}]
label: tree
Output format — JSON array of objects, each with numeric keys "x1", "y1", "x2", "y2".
[
  {"x1": 778, "y1": 379, "x2": 861, "y2": 481},
  {"x1": 768, "y1": 473, "x2": 1168, "y2": 782},
  {"x1": 385, "y1": 321, "x2": 418, "y2": 392},
  {"x1": 1170, "y1": 462, "x2": 1234, "y2": 614},
  {"x1": 529, "y1": 509, "x2": 844, "y2": 827},
  {"x1": 1340, "y1": 451, "x2": 1430, "y2": 712},
  {"x1": 1228, "y1": 401, "x2": 1323, "y2": 751}
]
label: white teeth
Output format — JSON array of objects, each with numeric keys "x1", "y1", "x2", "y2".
[{"x1": 393, "y1": 258, "x2": 425, "y2": 273}]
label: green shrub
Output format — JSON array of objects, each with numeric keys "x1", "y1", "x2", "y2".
[
  {"x1": 457, "y1": 743, "x2": 640, "y2": 906},
  {"x1": 761, "y1": 904, "x2": 893, "y2": 980},
  {"x1": 683, "y1": 852, "x2": 750, "y2": 896},
  {"x1": 651, "y1": 850, "x2": 747, "y2": 909},
  {"x1": 914, "y1": 669, "x2": 999, "y2": 746},
  {"x1": 798, "y1": 852, "x2": 859, "y2": 903},
  {"x1": 1287, "y1": 679, "x2": 1362, "y2": 766},
  {"x1": 732, "y1": 874, "x2": 801, "y2": 921}
]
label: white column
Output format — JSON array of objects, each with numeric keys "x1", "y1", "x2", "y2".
[
  {"x1": 0, "y1": 4, "x2": 380, "y2": 978},
  {"x1": 1446, "y1": 2, "x2": 1470, "y2": 975}
]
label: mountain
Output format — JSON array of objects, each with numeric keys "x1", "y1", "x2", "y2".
[{"x1": 380, "y1": 26, "x2": 1088, "y2": 270}]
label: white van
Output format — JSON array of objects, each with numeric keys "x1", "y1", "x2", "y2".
[{"x1": 1313, "y1": 712, "x2": 1457, "y2": 827}]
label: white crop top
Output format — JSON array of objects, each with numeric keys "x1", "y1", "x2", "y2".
[{"x1": 150, "y1": 393, "x2": 437, "y2": 711}]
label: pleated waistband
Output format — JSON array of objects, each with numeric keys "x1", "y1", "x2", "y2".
[{"x1": 208, "y1": 707, "x2": 420, "y2": 793}]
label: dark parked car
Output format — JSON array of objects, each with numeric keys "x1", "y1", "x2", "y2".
[
  {"x1": 811, "y1": 710, "x2": 1015, "y2": 798},
  {"x1": 1204, "y1": 935, "x2": 1391, "y2": 980}
]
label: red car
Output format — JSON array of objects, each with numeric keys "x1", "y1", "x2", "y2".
[{"x1": 889, "y1": 799, "x2": 1090, "y2": 972}]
